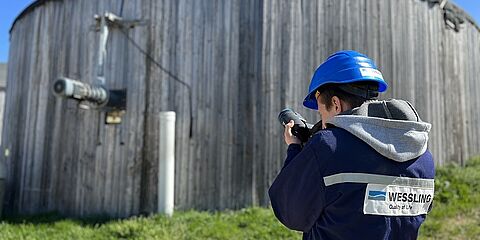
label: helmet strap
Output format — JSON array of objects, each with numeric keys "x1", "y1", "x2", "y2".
[{"x1": 337, "y1": 84, "x2": 379, "y2": 99}]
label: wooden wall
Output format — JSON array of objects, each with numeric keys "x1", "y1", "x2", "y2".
[{"x1": 2, "y1": 0, "x2": 479, "y2": 217}]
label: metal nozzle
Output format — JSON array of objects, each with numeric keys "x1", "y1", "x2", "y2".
[{"x1": 53, "y1": 77, "x2": 109, "y2": 105}]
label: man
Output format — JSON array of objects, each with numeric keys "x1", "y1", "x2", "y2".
[{"x1": 269, "y1": 50, "x2": 435, "y2": 240}]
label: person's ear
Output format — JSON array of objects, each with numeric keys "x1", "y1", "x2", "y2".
[{"x1": 332, "y1": 96, "x2": 342, "y2": 114}]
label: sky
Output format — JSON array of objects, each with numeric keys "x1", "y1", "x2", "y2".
[{"x1": 0, "y1": 0, "x2": 479, "y2": 63}]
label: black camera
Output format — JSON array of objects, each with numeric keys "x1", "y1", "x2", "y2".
[{"x1": 278, "y1": 109, "x2": 323, "y2": 143}]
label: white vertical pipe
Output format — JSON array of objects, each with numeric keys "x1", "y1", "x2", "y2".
[{"x1": 158, "y1": 111, "x2": 176, "y2": 216}]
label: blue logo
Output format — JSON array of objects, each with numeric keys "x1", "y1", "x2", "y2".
[{"x1": 368, "y1": 191, "x2": 386, "y2": 201}]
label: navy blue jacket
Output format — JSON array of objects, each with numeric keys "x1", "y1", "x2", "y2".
[{"x1": 269, "y1": 127, "x2": 435, "y2": 240}]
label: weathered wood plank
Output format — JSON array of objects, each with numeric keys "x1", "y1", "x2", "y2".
[{"x1": 2, "y1": 0, "x2": 480, "y2": 217}]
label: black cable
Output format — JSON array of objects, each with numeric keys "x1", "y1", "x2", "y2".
[
  {"x1": 117, "y1": 27, "x2": 192, "y2": 91},
  {"x1": 116, "y1": 1, "x2": 193, "y2": 137},
  {"x1": 119, "y1": 0, "x2": 125, "y2": 16}
]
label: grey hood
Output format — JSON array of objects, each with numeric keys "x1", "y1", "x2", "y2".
[{"x1": 326, "y1": 99, "x2": 431, "y2": 162}]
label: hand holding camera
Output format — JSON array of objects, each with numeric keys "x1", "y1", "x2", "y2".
[
  {"x1": 278, "y1": 109, "x2": 322, "y2": 144},
  {"x1": 283, "y1": 120, "x2": 302, "y2": 145}
]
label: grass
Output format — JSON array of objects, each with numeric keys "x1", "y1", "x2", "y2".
[
  {"x1": 1, "y1": 157, "x2": 479, "y2": 240},
  {"x1": 0, "y1": 208, "x2": 300, "y2": 240},
  {"x1": 418, "y1": 156, "x2": 480, "y2": 240}
]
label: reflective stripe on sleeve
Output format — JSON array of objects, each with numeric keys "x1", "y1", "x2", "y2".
[{"x1": 323, "y1": 173, "x2": 434, "y2": 188}]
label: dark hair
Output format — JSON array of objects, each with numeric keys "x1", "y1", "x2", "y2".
[{"x1": 317, "y1": 82, "x2": 379, "y2": 110}]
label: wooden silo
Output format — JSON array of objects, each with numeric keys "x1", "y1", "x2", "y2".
[{"x1": 2, "y1": 0, "x2": 480, "y2": 217}]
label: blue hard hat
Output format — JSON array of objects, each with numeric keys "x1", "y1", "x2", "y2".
[{"x1": 303, "y1": 50, "x2": 388, "y2": 110}]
